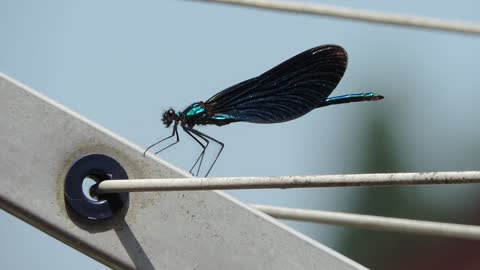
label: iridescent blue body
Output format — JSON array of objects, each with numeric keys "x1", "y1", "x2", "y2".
[
  {"x1": 179, "y1": 92, "x2": 383, "y2": 128},
  {"x1": 177, "y1": 102, "x2": 237, "y2": 127},
  {"x1": 145, "y1": 45, "x2": 384, "y2": 176}
]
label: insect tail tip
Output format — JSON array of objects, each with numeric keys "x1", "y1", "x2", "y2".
[{"x1": 367, "y1": 92, "x2": 384, "y2": 101}]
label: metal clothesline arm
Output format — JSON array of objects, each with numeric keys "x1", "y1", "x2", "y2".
[
  {"x1": 94, "y1": 171, "x2": 480, "y2": 240},
  {"x1": 253, "y1": 205, "x2": 480, "y2": 240},
  {"x1": 194, "y1": 0, "x2": 480, "y2": 35},
  {"x1": 96, "y1": 171, "x2": 480, "y2": 193}
]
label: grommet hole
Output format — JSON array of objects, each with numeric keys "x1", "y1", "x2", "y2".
[
  {"x1": 82, "y1": 175, "x2": 101, "y2": 201},
  {"x1": 64, "y1": 154, "x2": 129, "y2": 221},
  {"x1": 82, "y1": 173, "x2": 113, "y2": 201}
]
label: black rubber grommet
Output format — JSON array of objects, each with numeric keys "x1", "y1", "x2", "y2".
[{"x1": 64, "y1": 154, "x2": 129, "y2": 220}]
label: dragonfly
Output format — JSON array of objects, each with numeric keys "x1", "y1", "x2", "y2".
[{"x1": 144, "y1": 45, "x2": 384, "y2": 176}]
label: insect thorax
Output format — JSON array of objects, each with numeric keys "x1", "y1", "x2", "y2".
[{"x1": 179, "y1": 102, "x2": 208, "y2": 126}]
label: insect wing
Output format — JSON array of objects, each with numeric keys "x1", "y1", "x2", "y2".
[{"x1": 205, "y1": 45, "x2": 348, "y2": 123}]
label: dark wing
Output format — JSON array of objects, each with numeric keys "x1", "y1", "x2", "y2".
[{"x1": 204, "y1": 45, "x2": 348, "y2": 124}]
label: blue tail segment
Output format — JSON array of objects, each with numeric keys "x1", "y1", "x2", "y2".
[{"x1": 319, "y1": 92, "x2": 384, "y2": 108}]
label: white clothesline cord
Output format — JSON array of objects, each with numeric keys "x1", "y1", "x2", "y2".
[
  {"x1": 194, "y1": 0, "x2": 480, "y2": 35},
  {"x1": 96, "y1": 171, "x2": 480, "y2": 193},
  {"x1": 253, "y1": 204, "x2": 480, "y2": 240}
]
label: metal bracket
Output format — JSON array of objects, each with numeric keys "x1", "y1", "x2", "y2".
[{"x1": 0, "y1": 73, "x2": 365, "y2": 269}]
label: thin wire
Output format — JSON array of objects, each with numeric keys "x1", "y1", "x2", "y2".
[
  {"x1": 194, "y1": 0, "x2": 480, "y2": 36},
  {"x1": 253, "y1": 204, "x2": 480, "y2": 240},
  {"x1": 96, "y1": 171, "x2": 480, "y2": 193}
]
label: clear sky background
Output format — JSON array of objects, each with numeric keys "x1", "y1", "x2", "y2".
[{"x1": 2, "y1": 1, "x2": 480, "y2": 269}]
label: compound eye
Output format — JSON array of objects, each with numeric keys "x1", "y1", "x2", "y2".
[{"x1": 164, "y1": 109, "x2": 175, "y2": 119}]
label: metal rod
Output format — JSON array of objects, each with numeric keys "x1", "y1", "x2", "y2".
[
  {"x1": 194, "y1": 0, "x2": 480, "y2": 36},
  {"x1": 253, "y1": 204, "x2": 480, "y2": 240},
  {"x1": 96, "y1": 171, "x2": 480, "y2": 193}
]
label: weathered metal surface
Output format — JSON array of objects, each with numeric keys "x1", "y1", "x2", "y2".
[{"x1": 0, "y1": 73, "x2": 365, "y2": 270}]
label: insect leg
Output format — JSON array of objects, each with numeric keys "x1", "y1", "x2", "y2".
[
  {"x1": 187, "y1": 128, "x2": 224, "y2": 177},
  {"x1": 143, "y1": 124, "x2": 179, "y2": 156},
  {"x1": 154, "y1": 125, "x2": 180, "y2": 154},
  {"x1": 182, "y1": 126, "x2": 209, "y2": 176}
]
